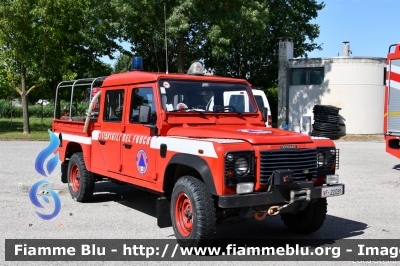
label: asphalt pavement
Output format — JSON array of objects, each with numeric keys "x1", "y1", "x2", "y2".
[{"x1": 1, "y1": 140, "x2": 399, "y2": 265}]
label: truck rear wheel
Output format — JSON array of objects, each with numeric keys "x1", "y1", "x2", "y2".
[
  {"x1": 67, "y1": 152, "x2": 94, "y2": 202},
  {"x1": 171, "y1": 176, "x2": 216, "y2": 247},
  {"x1": 280, "y1": 198, "x2": 327, "y2": 234}
]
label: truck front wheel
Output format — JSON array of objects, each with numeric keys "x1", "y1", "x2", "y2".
[
  {"x1": 280, "y1": 198, "x2": 327, "y2": 234},
  {"x1": 67, "y1": 152, "x2": 94, "y2": 202},
  {"x1": 171, "y1": 176, "x2": 216, "y2": 247}
]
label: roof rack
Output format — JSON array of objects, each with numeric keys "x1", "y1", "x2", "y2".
[{"x1": 54, "y1": 77, "x2": 107, "y2": 119}]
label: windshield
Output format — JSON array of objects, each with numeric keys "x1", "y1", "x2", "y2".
[{"x1": 158, "y1": 79, "x2": 257, "y2": 113}]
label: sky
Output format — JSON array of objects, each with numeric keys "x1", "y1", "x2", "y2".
[
  {"x1": 102, "y1": 0, "x2": 399, "y2": 66},
  {"x1": 306, "y1": 0, "x2": 399, "y2": 58}
]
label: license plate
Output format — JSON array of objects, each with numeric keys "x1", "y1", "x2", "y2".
[{"x1": 321, "y1": 185, "x2": 343, "y2": 198}]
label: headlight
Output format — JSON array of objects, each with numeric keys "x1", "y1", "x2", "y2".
[
  {"x1": 317, "y1": 151, "x2": 326, "y2": 167},
  {"x1": 235, "y1": 157, "x2": 249, "y2": 176},
  {"x1": 225, "y1": 151, "x2": 255, "y2": 186},
  {"x1": 317, "y1": 148, "x2": 339, "y2": 170}
]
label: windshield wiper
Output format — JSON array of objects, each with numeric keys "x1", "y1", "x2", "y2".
[
  {"x1": 213, "y1": 105, "x2": 243, "y2": 117},
  {"x1": 169, "y1": 108, "x2": 206, "y2": 117}
]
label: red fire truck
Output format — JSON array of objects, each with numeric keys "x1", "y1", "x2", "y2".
[
  {"x1": 384, "y1": 43, "x2": 400, "y2": 158},
  {"x1": 53, "y1": 60, "x2": 343, "y2": 247}
]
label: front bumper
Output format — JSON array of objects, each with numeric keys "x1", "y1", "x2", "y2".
[{"x1": 218, "y1": 182, "x2": 345, "y2": 209}]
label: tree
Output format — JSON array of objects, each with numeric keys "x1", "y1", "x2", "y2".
[
  {"x1": 0, "y1": 0, "x2": 120, "y2": 133},
  {"x1": 204, "y1": 0, "x2": 324, "y2": 89},
  {"x1": 0, "y1": 61, "x2": 19, "y2": 124},
  {"x1": 113, "y1": 0, "x2": 207, "y2": 74},
  {"x1": 113, "y1": 53, "x2": 132, "y2": 73},
  {"x1": 0, "y1": 51, "x2": 18, "y2": 101},
  {"x1": 117, "y1": 0, "x2": 323, "y2": 89},
  {"x1": 112, "y1": 0, "x2": 166, "y2": 72}
]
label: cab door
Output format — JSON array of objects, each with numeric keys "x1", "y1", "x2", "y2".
[
  {"x1": 121, "y1": 85, "x2": 158, "y2": 183},
  {"x1": 98, "y1": 88, "x2": 125, "y2": 173}
]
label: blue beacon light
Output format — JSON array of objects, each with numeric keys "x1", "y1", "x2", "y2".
[{"x1": 132, "y1": 56, "x2": 143, "y2": 71}]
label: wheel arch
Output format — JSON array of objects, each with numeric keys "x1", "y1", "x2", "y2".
[
  {"x1": 163, "y1": 154, "x2": 217, "y2": 196},
  {"x1": 65, "y1": 142, "x2": 83, "y2": 159},
  {"x1": 60, "y1": 142, "x2": 83, "y2": 183}
]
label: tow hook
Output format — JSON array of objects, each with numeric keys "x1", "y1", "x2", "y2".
[
  {"x1": 254, "y1": 210, "x2": 268, "y2": 221},
  {"x1": 254, "y1": 205, "x2": 281, "y2": 220},
  {"x1": 267, "y1": 206, "x2": 280, "y2": 216},
  {"x1": 253, "y1": 189, "x2": 311, "y2": 221}
]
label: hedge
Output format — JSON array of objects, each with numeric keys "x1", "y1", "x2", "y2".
[{"x1": 0, "y1": 99, "x2": 89, "y2": 118}]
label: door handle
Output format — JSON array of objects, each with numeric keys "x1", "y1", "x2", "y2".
[
  {"x1": 123, "y1": 143, "x2": 132, "y2": 149},
  {"x1": 99, "y1": 140, "x2": 106, "y2": 145}
]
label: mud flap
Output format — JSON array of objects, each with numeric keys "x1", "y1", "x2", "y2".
[
  {"x1": 61, "y1": 162, "x2": 69, "y2": 183},
  {"x1": 157, "y1": 196, "x2": 172, "y2": 228}
]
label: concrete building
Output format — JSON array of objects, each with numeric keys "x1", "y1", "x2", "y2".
[{"x1": 278, "y1": 39, "x2": 386, "y2": 134}]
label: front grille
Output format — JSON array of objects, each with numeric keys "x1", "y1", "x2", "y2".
[{"x1": 259, "y1": 149, "x2": 317, "y2": 184}]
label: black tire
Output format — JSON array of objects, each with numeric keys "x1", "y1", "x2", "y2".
[
  {"x1": 171, "y1": 176, "x2": 216, "y2": 247},
  {"x1": 312, "y1": 122, "x2": 340, "y2": 132},
  {"x1": 67, "y1": 152, "x2": 95, "y2": 202},
  {"x1": 313, "y1": 114, "x2": 339, "y2": 123},
  {"x1": 280, "y1": 198, "x2": 327, "y2": 234},
  {"x1": 313, "y1": 105, "x2": 341, "y2": 115}
]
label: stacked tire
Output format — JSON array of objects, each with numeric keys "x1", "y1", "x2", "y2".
[{"x1": 311, "y1": 105, "x2": 343, "y2": 140}]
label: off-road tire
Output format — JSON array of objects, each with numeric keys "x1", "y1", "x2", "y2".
[
  {"x1": 281, "y1": 198, "x2": 327, "y2": 234},
  {"x1": 171, "y1": 176, "x2": 216, "y2": 247},
  {"x1": 67, "y1": 152, "x2": 95, "y2": 202}
]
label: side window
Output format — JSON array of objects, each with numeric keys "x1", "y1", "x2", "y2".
[
  {"x1": 130, "y1": 88, "x2": 157, "y2": 124},
  {"x1": 103, "y1": 90, "x2": 124, "y2": 122},
  {"x1": 292, "y1": 68, "x2": 307, "y2": 85},
  {"x1": 309, "y1": 68, "x2": 324, "y2": 84},
  {"x1": 254, "y1": 95, "x2": 265, "y2": 109},
  {"x1": 291, "y1": 67, "x2": 324, "y2": 85}
]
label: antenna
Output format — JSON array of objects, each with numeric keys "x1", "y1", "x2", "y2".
[
  {"x1": 153, "y1": 37, "x2": 159, "y2": 72},
  {"x1": 164, "y1": 4, "x2": 168, "y2": 74}
]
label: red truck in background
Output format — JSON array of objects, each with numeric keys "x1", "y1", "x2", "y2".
[
  {"x1": 52, "y1": 60, "x2": 344, "y2": 247},
  {"x1": 385, "y1": 43, "x2": 400, "y2": 158}
]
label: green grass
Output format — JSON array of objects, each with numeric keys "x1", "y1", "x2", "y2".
[{"x1": 0, "y1": 118, "x2": 53, "y2": 140}]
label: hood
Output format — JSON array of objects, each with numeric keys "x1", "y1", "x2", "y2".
[{"x1": 166, "y1": 125, "x2": 313, "y2": 145}]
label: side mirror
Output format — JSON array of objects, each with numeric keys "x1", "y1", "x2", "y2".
[
  {"x1": 262, "y1": 107, "x2": 269, "y2": 123},
  {"x1": 138, "y1": 105, "x2": 151, "y2": 123}
]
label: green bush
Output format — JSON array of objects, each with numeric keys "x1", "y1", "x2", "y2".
[
  {"x1": 60, "y1": 100, "x2": 89, "y2": 116},
  {"x1": 29, "y1": 104, "x2": 55, "y2": 118},
  {"x1": 0, "y1": 99, "x2": 23, "y2": 118},
  {"x1": 0, "y1": 99, "x2": 90, "y2": 118},
  {"x1": 12, "y1": 105, "x2": 23, "y2": 118},
  {"x1": 76, "y1": 101, "x2": 89, "y2": 116},
  {"x1": 0, "y1": 100, "x2": 9, "y2": 118},
  {"x1": 265, "y1": 87, "x2": 278, "y2": 125}
]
